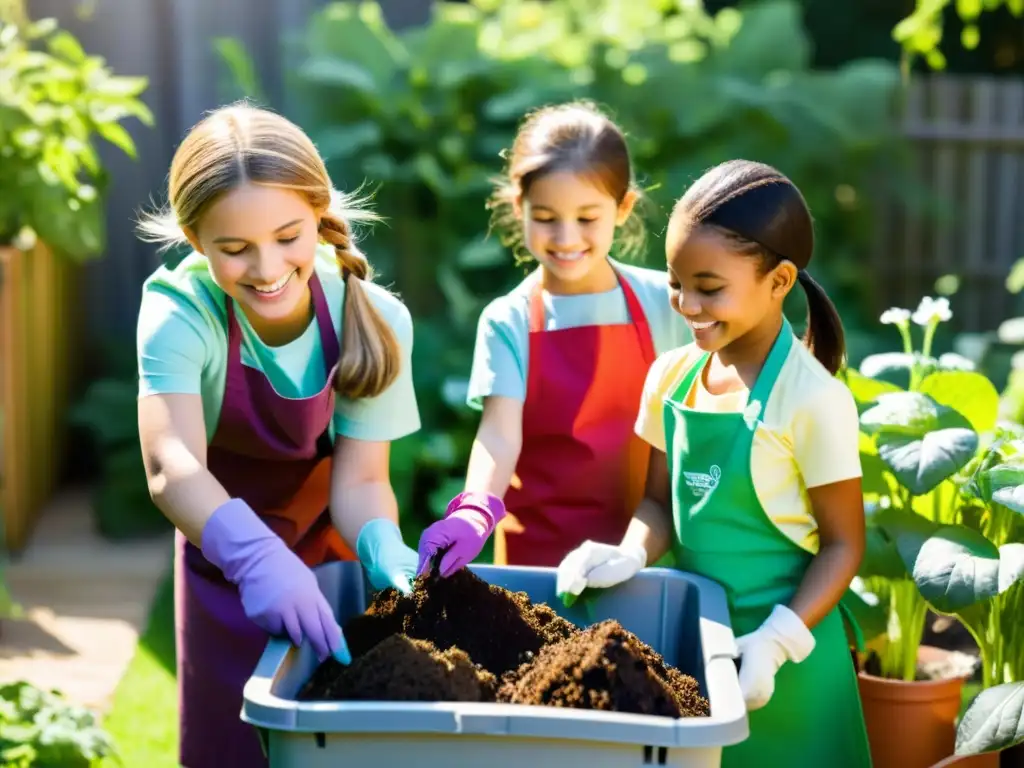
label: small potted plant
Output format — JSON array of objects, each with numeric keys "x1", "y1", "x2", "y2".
[{"x1": 846, "y1": 297, "x2": 1023, "y2": 768}]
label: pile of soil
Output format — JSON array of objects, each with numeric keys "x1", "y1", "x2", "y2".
[
  {"x1": 497, "y1": 620, "x2": 710, "y2": 718},
  {"x1": 300, "y1": 635, "x2": 496, "y2": 702},
  {"x1": 341, "y1": 568, "x2": 578, "y2": 676},
  {"x1": 299, "y1": 568, "x2": 709, "y2": 719}
]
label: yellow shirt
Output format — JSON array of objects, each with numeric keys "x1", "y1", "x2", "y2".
[{"x1": 634, "y1": 340, "x2": 861, "y2": 554}]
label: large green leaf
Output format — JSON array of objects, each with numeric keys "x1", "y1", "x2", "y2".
[
  {"x1": 844, "y1": 369, "x2": 903, "y2": 405},
  {"x1": 860, "y1": 391, "x2": 947, "y2": 437},
  {"x1": 955, "y1": 681, "x2": 1024, "y2": 756},
  {"x1": 920, "y1": 370, "x2": 999, "y2": 434},
  {"x1": 861, "y1": 392, "x2": 977, "y2": 494},
  {"x1": 898, "y1": 523, "x2": 1024, "y2": 612},
  {"x1": 859, "y1": 353, "x2": 918, "y2": 389},
  {"x1": 877, "y1": 429, "x2": 979, "y2": 495},
  {"x1": 859, "y1": 506, "x2": 909, "y2": 579},
  {"x1": 969, "y1": 462, "x2": 1024, "y2": 515},
  {"x1": 860, "y1": 450, "x2": 891, "y2": 497}
]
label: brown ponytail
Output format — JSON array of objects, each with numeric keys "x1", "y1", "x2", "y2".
[
  {"x1": 797, "y1": 270, "x2": 845, "y2": 375},
  {"x1": 319, "y1": 212, "x2": 401, "y2": 399}
]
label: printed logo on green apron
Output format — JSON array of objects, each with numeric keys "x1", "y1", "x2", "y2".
[{"x1": 682, "y1": 464, "x2": 721, "y2": 497}]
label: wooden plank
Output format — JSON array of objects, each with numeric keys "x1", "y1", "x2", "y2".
[
  {"x1": 930, "y1": 77, "x2": 961, "y2": 294},
  {"x1": 1, "y1": 247, "x2": 29, "y2": 551},
  {"x1": 900, "y1": 79, "x2": 929, "y2": 311},
  {"x1": 0, "y1": 244, "x2": 76, "y2": 554},
  {"x1": 963, "y1": 78, "x2": 996, "y2": 330},
  {"x1": 992, "y1": 82, "x2": 1024, "y2": 331}
]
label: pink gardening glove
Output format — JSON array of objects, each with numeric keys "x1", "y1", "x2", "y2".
[{"x1": 417, "y1": 492, "x2": 506, "y2": 578}]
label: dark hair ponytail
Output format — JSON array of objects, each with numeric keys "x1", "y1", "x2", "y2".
[
  {"x1": 796, "y1": 270, "x2": 845, "y2": 375},
  {"x1": 669, "y1": 159, "x2": 846, "y2": 374}
]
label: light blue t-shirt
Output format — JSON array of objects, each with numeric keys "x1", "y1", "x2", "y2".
[
  {"x1": 467, "y1": 260, "x2": 691, "y2": 410},
  {"x1": 137, "y1": 245, "x2": 421, "y2": 443}
]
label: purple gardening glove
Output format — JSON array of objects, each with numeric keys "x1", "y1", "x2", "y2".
[
  {"x1": 201, "y1": 498, "x2": 351, "y2": 664},
  {"x1": 417, "y1": 492, "x2": 506, "y2": 578}
]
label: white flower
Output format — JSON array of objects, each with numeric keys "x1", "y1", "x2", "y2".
[
  {"x1": 879, "y1": 307, "x2": 911, "y2": 326},
  {"x1": 912, "y1": 296, "x2": 952, "y2": 326}
]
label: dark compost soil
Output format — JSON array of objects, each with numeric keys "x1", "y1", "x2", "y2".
[
  {"x1": 300, "y1": 634, "x2": 497, "y2": 702},
  {"x1": 298, "y1": 568, "x2": 709, "y2": 719},
  {"x1": 497, "y1": 619, "x2": 710, "y2": 718}
]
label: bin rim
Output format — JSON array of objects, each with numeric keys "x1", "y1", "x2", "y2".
[{"x1": 241, "y1": 564, "x2": 749, "y2": 748}]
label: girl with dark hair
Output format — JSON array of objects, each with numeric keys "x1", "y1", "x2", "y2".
[
  {"x1": 556, "y1": 160, "x2": 871, "y2": 767},
  {"x1": 416, "y1": 101, "x2": 690, "y2": 576}
]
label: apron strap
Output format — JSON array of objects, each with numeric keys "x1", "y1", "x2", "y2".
[
  {"x1": 526, "y1": 267, "x2": 654, "y2": 365},
  {"x1": 223, "y1": 271, "x2": 340, "y2": 370},
  {"x1": 527, "y1": 275, "x2": 547, "y2": 334},
  {"x1": 746, "y1": 316, "x2": 795, "y2": 421},
  {"x1": 618, "y1": 273, "x2": 656, "y2": 365},
  {"x1": 224, "y1": 296, "x2": 243, "y2": 369},
  {"x1": 310, "y1": 272, "x2": 340, "y2": 368},
  {"x1": 664, "y1": 316, "x2": 795, "y2": 411}
]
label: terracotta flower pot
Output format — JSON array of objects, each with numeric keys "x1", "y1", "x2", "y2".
[
  {"x1": 930, "y1": 754, "x2": 1001, "y2": 767},
  {"x1": 858, "y1": 646, "x2": 972, "y2": 768}
]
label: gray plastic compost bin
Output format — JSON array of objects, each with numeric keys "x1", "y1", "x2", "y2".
[{"x1": 242, "y1": 563, "x2": 748, "y2": 768}]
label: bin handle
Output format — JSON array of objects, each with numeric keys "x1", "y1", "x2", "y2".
[{"x1": 242, "y1": 638, "x2": 298, "y2": 726}]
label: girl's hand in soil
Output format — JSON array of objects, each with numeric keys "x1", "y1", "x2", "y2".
[
  {"x1": 417, "y1": 492, "x2": 506, "y2": 578},
  {"x1": 735, "y1": 604, "x2": 816, "y2": 710},
  {"x1": 555, "y1": 540, "x2": 647, "y2": 606},
  {"x1": 202, "y1": 498, "x2": 351, "y2": 664},
  {"x1": 356, "y1": 518, "x2": 419, "y2": 595}
]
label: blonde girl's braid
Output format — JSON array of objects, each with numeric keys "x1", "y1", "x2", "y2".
[{"x1": 319, "y1": 211, "x2": 400, "y2": 399}]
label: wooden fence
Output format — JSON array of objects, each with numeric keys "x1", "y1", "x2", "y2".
[
  {"x1": 870, "y1": 76, "x2": 1024, "y2": 332},
  {"x1": 0, "y1": 245, "x2": 78, "y2": 552}
]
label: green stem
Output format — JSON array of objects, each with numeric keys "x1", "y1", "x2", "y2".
[
  {"x1": 881, "y1": 580, "x2": 930, "y2": 681},
  {"x1": 922, "y1": 319, "x2": 938, "y2": 360},
  {"x1": 897, "y1": 322, "x2": 913, "y2": 356}
]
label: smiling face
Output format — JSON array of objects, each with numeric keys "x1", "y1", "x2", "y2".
[
  {"x1": 516, "y1": 170, "x2": 636, "y2": 294},
  {"x1": 185, "y1": 183, "x2": 320, "y2": 342},
  {"x1": 667, "y1": 226, "x2": 796, "y2": 355}
]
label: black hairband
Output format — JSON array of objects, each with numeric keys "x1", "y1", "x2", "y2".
[{"x1": 701, "y1": 181, "x2": 812, "y2": 267}]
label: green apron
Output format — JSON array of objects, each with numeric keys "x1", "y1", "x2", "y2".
[{"x1": 663, "y1": 319, "x2": 871, "y2": 768}]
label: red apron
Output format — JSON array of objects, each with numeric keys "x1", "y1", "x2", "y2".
[
  {"x1": 496, "y1": 269, "x2": 657, "y2": 567},
  {"x1": 175, "y1": 272, "x2": 354, "y2": 768}
]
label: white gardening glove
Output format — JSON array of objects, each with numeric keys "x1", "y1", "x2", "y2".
[
  {"x1": 555, "y1": 540, "x2": 647, "y2": 605},
  {"x1": 736, "y1": 604, "x2": 816, "y2": 711}
]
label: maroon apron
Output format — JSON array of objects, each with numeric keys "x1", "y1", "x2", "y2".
[
  {"x1": 495, "y1": 270, "x2": 657, "y2": 567},
  {"x1": 175, "y1": 272, "x2": 355, "y2": 768}
]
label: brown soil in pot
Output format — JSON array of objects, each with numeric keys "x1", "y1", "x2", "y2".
[{"x1": 300, "y1": 568, "x2": 709, "y2": 718}]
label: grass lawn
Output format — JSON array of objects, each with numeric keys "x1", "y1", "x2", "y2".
[{"x1": 100, "y1": 565, "x2": 177, "y2": 768}]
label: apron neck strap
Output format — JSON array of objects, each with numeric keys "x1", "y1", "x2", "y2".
[
  {"x1": 667, "y1": 316, "x2": 794, "y2": 413},
  {"x1": 223, "y1": 271, "x2": 340, "y2": 367},
  {"x1": 311, "y1": 272, "x2": 340, "y2": 367},
  {"x1": 527, "y1": 267, "x2": 651, "y2": 352},
  {"x1": 747, "y1": 316, "x2": 794, "y2": 419}
]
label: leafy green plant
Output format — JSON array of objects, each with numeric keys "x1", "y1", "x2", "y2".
[
  {"x1": 0, "y1": 681, "x2": 117, "y2": 767},
  {"x1": 848, "y1": 297, "x2": 1024, "y2": 686},
  {"x1": 0, "y1": 16, "x2": 152, "y2": 260},
  {"x1": 954, "y1": 680, "x2": 1024, "y2": 758},
  {"x1": 894, "y1": 0, "x2": 1024, "y2": 71}
]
